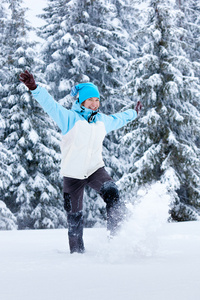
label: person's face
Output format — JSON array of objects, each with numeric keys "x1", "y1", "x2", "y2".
[{"x1": 82, "y1": 97, "x2": 100, "y2": 111}]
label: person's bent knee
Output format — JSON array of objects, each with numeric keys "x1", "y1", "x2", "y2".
[{"x1": 100, "y1": 181, "x2": 119, "y2": 205}]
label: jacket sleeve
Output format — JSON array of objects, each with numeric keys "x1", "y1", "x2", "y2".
[
  {"x1": 101, "y1": 109, "x2": 137, "y2": 134},
  {"x1": 31, "y1": 86, "x2": 75, "y2": 135}
]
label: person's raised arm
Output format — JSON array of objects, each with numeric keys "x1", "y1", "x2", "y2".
[
  {"x1": 101, "y1": 101, "x2": 142, "y2": 134},
  {"x1": 19, "y1": 70, "x2": 75, "y2": 135}
]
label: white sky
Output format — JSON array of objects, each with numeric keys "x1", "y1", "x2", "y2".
[{"x1": 22, "y1": 0, "x2": 47, "y2": 41}]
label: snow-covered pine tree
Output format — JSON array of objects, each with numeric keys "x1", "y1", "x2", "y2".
[
  {"x1": 37, "y1": 0, "x2": 137, "y2": 226},
  {"x1": 0, "y1": 138, "x2": 14, "y2": 206},
  {"x1": 118, "y1": 0, "x2": 200, "y2": 221},
  {"x1": 0, "y1": 1, "x2": 15, "y2": 212},
  {"x1": 0, "y1": 1, "x2": 8, "y2": 83},
  {"x1": 38, "y1": 0, "x2": 135, "y2": 108},
  {"x1": 0, "y1": 200, "x2": 18, "y2": 230},
  {"x1": 1, "y1": 0, "x2": 67, "y2": 229},
  {"x1": 178, "y1": 0, "x2": 200, "y2": 63}
]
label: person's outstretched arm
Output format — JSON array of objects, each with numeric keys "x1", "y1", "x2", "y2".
[
  {"x1": 101, "y1": 101, "x2": 142, "y2": 134},
  {"x1": 20, "y1": 71, "x2": 75, "y2": 134}
]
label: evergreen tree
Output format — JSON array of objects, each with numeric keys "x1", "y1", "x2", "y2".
[
  {"x1": 38, "y1": 0, "x2": 135, "y2": 108},
  {"x1": 0, "y1": 200, "x2": 18, "y2": 230},
  {"x1": 37, "y1": 0, "x2": 137, "y2": 226},
  {"x1": 118, "y1": 0, "x2": 200, "y2": 221},
  {"x1": 178, "y1": 0, "x2": 200, "y2": 63},
  {"x1": 0, "y1": 137, "x2": 14, "y2": 205},
  {"x1": 0, "y1": 1, "x2": 8, "y2": 81},
  {"x1": 0, "y1": 1, "x2": 14, "y2": 211},
  {"x1": 1, "y1": 0, "x2": 67, "y2": 229}
]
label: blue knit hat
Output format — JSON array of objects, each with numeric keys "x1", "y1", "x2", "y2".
[{"x1": 71, "y1": 82, "x2": 100, "y2": 104}]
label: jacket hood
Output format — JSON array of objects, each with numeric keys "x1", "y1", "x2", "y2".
[{"x1": 72, "y1": 100, "x2": 99, "y2": 123}]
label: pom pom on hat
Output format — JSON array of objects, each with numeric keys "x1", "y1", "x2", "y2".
[
  {"x1": 70, "y1": 86, "x2": 78, "y2": 97},
  {"x1": 71, "y1": 82, "x2": 100, "y2": 104}
]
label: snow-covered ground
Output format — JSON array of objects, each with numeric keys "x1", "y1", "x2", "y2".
[
  {"x1": 0, "y1": 221, "x2": 200, "y2": 300},
  {"x1": 1, "y1": 183, "x2": 199, "y2": 299}
]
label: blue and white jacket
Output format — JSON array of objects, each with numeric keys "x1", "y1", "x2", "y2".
[{"x1": 31, "y1": 86, "x2": 137, "y2": 179}]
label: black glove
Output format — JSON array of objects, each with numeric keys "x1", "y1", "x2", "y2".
[
  {"x1": 19, "y1": 70, "x2": 37, "y2": 90},
  {"x1": 135, "y1": 101, "x2": 142, "y2": 115}
]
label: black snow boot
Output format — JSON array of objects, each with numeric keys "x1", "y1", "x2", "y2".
[
  {"x1": 67, "y1": 211, "x2": 85, "y2": 254},
  {"x1": 106, "y1": 201, "x2": 125, "y2": 237},
  {"x1": 100, "y1": 181, "x2": 125, "y2": 237}
]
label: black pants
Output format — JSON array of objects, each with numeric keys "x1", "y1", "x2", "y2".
[
  {"x1": 63, "y1": 167, "x2": 113, "y2": 213},
  {"x1": 63, "y1": 167, "x2": 122, "y2": 253}
]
